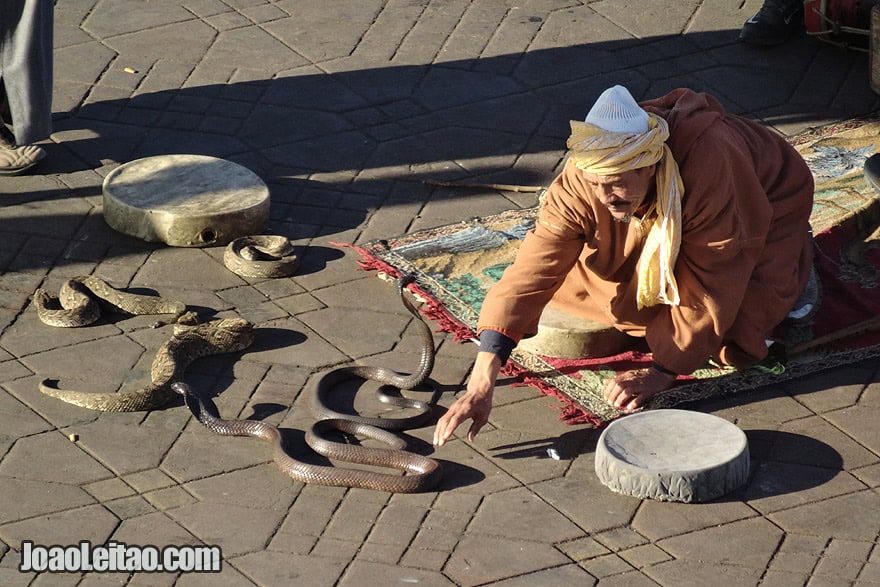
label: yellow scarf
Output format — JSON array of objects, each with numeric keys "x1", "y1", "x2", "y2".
[{"x1": 567, "y1": 115, "x2": 684, "y2": 309}]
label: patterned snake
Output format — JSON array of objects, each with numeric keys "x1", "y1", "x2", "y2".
[
  {"x1": 33, "y1": 276, "x2": 194, "y2": 328},
  {"x1": 39, "y1": 319, "x2": 255, "y2": 411},
  {"x1": 223, "y1": 235, "x2": 299, "y2": 278},
  {"x1": 175, "y1": 275, "x2": 442, "y2": 493}
]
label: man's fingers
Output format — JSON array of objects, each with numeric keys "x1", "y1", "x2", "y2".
[
  {"x1": 433, "y1": 411, "x2": 463, "y2": 446},
  {"x1": 466, "y1": 416, "x2": 488, "y2": 444}
]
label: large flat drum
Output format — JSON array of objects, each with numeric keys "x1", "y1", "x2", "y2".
[
  {"x1": 595, "y1": 409, "x2": 750, "y2": 503},
  {"x1": 102, "y1": 155, "x2": 270, "y2": 247}
]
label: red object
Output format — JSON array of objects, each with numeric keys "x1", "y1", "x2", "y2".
[{"x1": 804, "y1": 0, "x2": 875, "y2": 35}]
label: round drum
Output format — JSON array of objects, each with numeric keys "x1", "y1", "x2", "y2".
[
  {"x1": 595, "y1": 409, "x2": 750, "y2": 503},
  {"x1": 102, "y1": 155, "x2": 270, "y2": 247}
]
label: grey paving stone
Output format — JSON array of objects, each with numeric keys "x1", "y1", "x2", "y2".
[
  {"x1": 65, "y1": 417, "x2": 184, "y2": 477},
  {"x1": 241, "y1": 316, "x2": 348, "y2": 369},
  {"x1": 3, "y1": 377, "x2": 103, "y2": 431},
  {"x1": 785, "y1": 364, "x2": 874, "y2": 413},
  {"x1": 0, "y1": 503, "x2": 117, "y2": 551},
  {"x1": 0, "y1": 387, "x2": 53, "y2": 438},
  {"x1": 852, "y1": 462, "x2": 880, "y2": 488},
  {"x1": 578, "y1": 553, "x2": 635, "y2": 579},
  {"x1": 644, "y1": 558, "x2": 762, "y2": 586},
  {"x1": 530, "y1": 457, "x2": 640, "y2": 534},
  {"x1": 298, "y1": 306, "x2": 413, "y2": 359},
  {"x1": 768, "y1": 491, "x2": 880, "y2": 540},
  {"x1": 110, "y1": 511, "x2": 202, "y2": 558},
  {"x1": 617, "y1": 543, "x2": 673, "y2": 570},
  {"x1": 185, "y1": 464, "x2": 301, "y2": 510},
  {"x1": 230, "y1": 550, "x2": 346, "y2": 586},
  {"x1": 101, "y1": 495, "x2": 157, "y2": 520},
  {"x1": 429, "y1": 438, "x2": 521, "y2": 495},
  {"x1": 83, "y1": 477, "x2": 136, "y2": 501},
  {"x1": 444, "y1": 534, "x2": 572, "y2": 587},
  {"x1": 631, "y1": 497, "x2": 758, "y2": 542},
  {"x1": 555, "y1": 536, "x2": 611, "y2": 562},
  {"x1": 467, "y1": 486, "x2": 583, "y2": 543},
  {"x1": 141, "y1": 486, "x2": 198, "y2": 511},
  {"x1": 657, "y1": 517, "x2": 783, "y2": 569},
  {"x1": 167, "y1": 502, "x2": 285, "y2": 557},
  {"x1": 488, "y1": 564, "x2": 598, "y2": 586},
  {"x1": 0, "y1": 477, "x2": 94, "y2": 525},
  {"x1": 310, "y1": 536, "x2": 361, "y2": 561},
  {"x1": 774, "y1": 416, "x2": 878, "y2": 470},
  {"x1": 743, "y1": 461, "x2": 866, "y2": 514},
  {"x1": 824, "y1": 405, "x2": 880, "y2": 456},
  {"x1": 339, "y1": 560, "x2": 454, "y2": 586},
  {"x1": 0, "y1": 431, "x2": 113, "y2": 485},
  {"x1": 160, "y1": 428, "x2": 269, "y2": 484},
  {"x1": 175, "y1": 562, "x2": 255, "y2": 587},
  {"x1": 357, "y1": 541, "x2": 406, "y2": 565}
]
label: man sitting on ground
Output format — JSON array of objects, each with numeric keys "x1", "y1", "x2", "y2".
[{"x1": 433, "y1": 85, "x2": 815, "y2": 446}]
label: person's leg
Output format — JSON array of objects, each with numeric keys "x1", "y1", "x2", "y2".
[{"x1": 740, "y1": 0, "x2": 804, "y2": 45}]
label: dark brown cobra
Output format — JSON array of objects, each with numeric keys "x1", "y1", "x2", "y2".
[
  {"x1": 173, "y1": 275, "x2": 442, "y2": 493},
  {"x1": 310, "y1": 274, "x2": 435, "y2": 429}
]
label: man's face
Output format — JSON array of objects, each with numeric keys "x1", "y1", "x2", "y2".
[{"x1": 580, "y1": 165, "x2": 657, "y2": 222}]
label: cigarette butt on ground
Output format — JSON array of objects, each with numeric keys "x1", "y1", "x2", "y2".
[
  {"x1": 123, "y1": 67, "x2": 138, "y2": 74},
  {"x1": 68, "y1": 433, "x2": 79, "y2": 442}
]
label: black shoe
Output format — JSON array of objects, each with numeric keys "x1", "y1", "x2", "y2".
[{"x1": 740, "y1": 0, "x2": 803, "y2": 46}]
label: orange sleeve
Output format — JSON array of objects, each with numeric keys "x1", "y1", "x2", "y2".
[{"x1": 477, "y1": 166, "x2": 592, "y2": 341}]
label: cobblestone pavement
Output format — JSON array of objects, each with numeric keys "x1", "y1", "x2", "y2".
[{"x1": 2, "y1": 1, "x2": 880, "y2": 585}]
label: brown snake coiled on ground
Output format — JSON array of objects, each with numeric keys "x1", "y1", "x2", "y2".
[
  {"x1": 310, "y1": 274, "x2": 435, "y2": 430},
  {"x1": 173, "y1": 382, "x2": 441, "y2": 493},
  {"x1": 223, "y1": 235, "x2": 299, "y2": 278},
  {"x1": 175, "y1": 275, "x2": 442, "y2": 492},
  {"x1": 33, "y1": 276, "x2": 193, "y2": 328}
]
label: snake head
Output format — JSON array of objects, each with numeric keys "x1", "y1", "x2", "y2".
[
  {"x1": 170, "y1": 381, "x2": 191, "y2": 396},
  {"x1": 213, "y1": 318, "x2": 256, "y2": 350}
]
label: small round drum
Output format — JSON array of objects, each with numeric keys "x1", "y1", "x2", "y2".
[
  {"x1": 102, "y1": 155, "x2": 270, "y2": 247},
  {"x1": 595, "y1": 409, "x2": 749, "y2": 503}
]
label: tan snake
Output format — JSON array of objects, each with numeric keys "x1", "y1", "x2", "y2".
[
  {"x1": 223, "y1": 235, "x2": 299, "y2": 278},
  {"x1": 39, "y1": 319, "x2": 255, "y2": 411},
  {"x1": 33, "y1": 276, "x2": 193, "y2": 328},
  {"x1": 175, "y1": 275, "x2": 442, "y2": 492}
]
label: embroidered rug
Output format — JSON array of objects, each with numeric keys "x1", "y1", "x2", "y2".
[{"x1": 343, "y1": 118, "x2": 880, "y2": 426}]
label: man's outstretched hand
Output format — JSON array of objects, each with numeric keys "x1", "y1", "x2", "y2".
[
  {"x1": 432, "y1": 352, "x2": 502, "y2": 446},
  {"x1": 602, "y1": 366, "x2": 677, "y2": 411},
  {"x1": 432, "y1": 389, "x2": 493, "y2": 446}
]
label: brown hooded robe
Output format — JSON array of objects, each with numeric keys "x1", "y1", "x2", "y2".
[{"x1": 477, "y1": 89, "x2": 814, "y2": 374}]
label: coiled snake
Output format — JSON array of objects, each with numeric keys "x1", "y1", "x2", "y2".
[
  {"x1": 223, "y1": 235, "x2": 299, "y2": 278},
  {"x1": 33, "y1": 276, "x2": 193, "y2": 328},
  {"x1": 175, "y1": 275, "x2": 442, "y2": 493}
]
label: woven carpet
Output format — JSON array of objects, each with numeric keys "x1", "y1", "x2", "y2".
[{"x1": 343, "y1": 118, "x2": 880, "y2": 426}]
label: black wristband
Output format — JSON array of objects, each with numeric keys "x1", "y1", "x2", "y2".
[
  {"x1": 478, "y1": 330, "x2": 516, "y2": 365},
  {"x1": 651, "y1": 362, "x2": 678, "y2": 376}
]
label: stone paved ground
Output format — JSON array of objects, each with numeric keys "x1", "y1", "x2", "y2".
[{"x1": 2, "y1": 0, "x2": 880, "y2": 585}]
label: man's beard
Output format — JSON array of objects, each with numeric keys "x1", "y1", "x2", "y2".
[{"x1": 611, "y1": 213, "x2": 632, "y2": 223}]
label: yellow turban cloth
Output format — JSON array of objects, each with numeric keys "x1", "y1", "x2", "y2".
[{"x1": 567, "y1": 114, "x2": 684, "y2": 309}]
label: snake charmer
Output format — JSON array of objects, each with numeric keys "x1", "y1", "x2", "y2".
[{"x1": 434, "y1": 85, "x2": 816, "y2": 446}]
